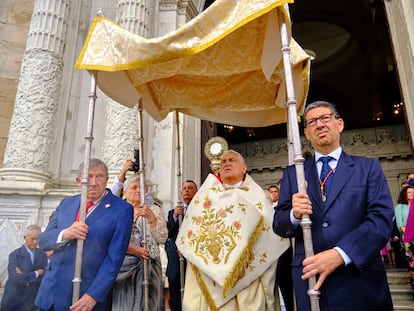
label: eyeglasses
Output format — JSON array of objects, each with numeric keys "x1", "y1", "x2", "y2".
[{"x1": 305, "y1": 113, "x2": 337, "y2": 128}]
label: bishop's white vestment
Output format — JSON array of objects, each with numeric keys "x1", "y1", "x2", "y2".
[{"x1": 177, "y1": 173, "x2": 289, "y2": 311}]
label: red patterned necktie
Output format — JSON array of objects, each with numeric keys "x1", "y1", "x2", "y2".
[{"x1": 75, "y1": 201, "x2": 94, "y2": 221}]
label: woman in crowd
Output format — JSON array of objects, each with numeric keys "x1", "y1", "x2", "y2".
[
  {"x1": 111, "y1": 176, "x2": 168, "y2": 311},
  {"x1": 395, "y1": 185, "x2": 414, "y2": 299}
]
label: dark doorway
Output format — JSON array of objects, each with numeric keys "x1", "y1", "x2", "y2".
[{"x1": 207, "y1": 0, "x2": 404, "y2": 144}]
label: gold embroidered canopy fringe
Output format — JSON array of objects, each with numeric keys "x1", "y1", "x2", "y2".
[{"x1": 75, "y1": 0, "x2": 310, "y2": 127}]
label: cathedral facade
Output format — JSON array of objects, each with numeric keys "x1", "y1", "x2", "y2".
[{"x1": 1, "y1": 0, "x2": 414, "y2": 296}]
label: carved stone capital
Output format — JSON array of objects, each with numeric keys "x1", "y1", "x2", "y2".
[
  {"x1": 0, "y1": 168, "x2": 53, "y2": 189},
  {"x1": 160, "y1": 0, "x2": 178, "y2": 11}
]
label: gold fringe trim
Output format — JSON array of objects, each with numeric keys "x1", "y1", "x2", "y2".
[
  {"x1": 192, "y1": 263, "x2": 218, "y2": 311},
  {"x1": 222, "y1": 215, "x2": 264, "y2": 298}
]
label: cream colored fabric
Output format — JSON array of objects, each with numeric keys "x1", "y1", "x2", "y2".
[
  {"x1": 75, "y1": 0, "x2": 310, "y2": 127},
  {"x1": 177, "y1": 174, "x2": 289, "y2": 310},
  {"x1": 183, "y1": 262, "x2": 280, "y2": 311}
]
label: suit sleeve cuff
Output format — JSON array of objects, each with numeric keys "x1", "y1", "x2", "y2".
[
  {"x1": 290, "y1": 209, "x2": 301, "y2": 227},
  {"x1": 57, "y1": 230, "x2": 65, "y2": 242},
  {"x1": 334, "y1": 246, "x2": 352, "y2": 265}
]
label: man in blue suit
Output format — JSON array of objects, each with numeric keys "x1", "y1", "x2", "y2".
[
  {"x1": 273, "y1": 101, "x2": 394, "y2": 311},
  {"x1": 1, "y1": 224, "x2": 48, "y2": 311},
  {"x1": 166, "y1": 180, "x2": 197, "y2": 311},
  {"x1": 35, "y1": 158, "x2": 133, "y2": 311}
]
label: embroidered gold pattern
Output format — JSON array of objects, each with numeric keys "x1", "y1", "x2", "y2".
[
  {"x1": 262, "y1": 224, "x2": 271, "y2": 232},
  {"x1": 187, "y1": 196, "x2": 241, "y2": 265},
  {"x1": 176, "y1": 173, "x2": 290, "y2": 307},
  {"x1": 222, "y1": 216, "x2": 264, "y2": 297},
  {"x1": 259, "y1": 252, "x2": 268, "y2": 264},
  {"x1": 238, "y1": 202, "x2": 247, "y2": 213},
  {"x1": 209, "y1": 185, "x2": 225, "y2": 193},
  {"x1": 246, "y1": 249, "x2": 256, "y2": 272},
  {"x1": 192, "y1": 263, "x2": 218, "y2": 311}
]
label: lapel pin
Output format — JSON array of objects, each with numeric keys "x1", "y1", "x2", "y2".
[{"x1": 105, "y1": 204, "x2": 110, "y2": 208}]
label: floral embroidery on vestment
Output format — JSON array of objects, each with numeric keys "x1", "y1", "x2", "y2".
[{"x1": 177, "y1": 173, "x2": 289, "y2": 308}]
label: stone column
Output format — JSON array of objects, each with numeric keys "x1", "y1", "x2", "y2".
[
  {"x1": 383, "y1": 0, "x2": 414, "y2": 146},
  {"x1": 102, "y1": 0, "x2": 151, "y2": 177},
  {"x1": 0, "y1": 0, "x2": 70, "y2": 188}
]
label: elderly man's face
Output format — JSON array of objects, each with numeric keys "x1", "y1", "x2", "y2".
[
  {"x1": 77, "y1": 165, "x2": 108, "y2": 202},
  {"x1": 219, "y1": 152, "x2": 247, "y2": 184},
  {"x1": 24, "y1": 229, "x2": 40, "y2": 250}
]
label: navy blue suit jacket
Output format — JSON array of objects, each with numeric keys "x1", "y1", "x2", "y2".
[
  {"x1": 166, "y1": 209, "x2": 185, "y2": 280},
  {"x1": 1, "y1": 245, "x2": 47, "y2": 311},
  {"x1": 273, "y1": 152, "x2": 394, "y2": 311},
  {"x1": 35, "y1": 190, "x2": 133, "y2": 311}
]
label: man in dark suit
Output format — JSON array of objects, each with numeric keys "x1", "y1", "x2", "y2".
[
  {"x1": 35, "y1": 158, "x2": 133, "y2": 311},
  {"x1": 269, "y1": 185, "x2": 295, "y2": 311},
  {"x1": 1, "y1": 224, "x2": 48, "y2": 311},
  {"x1": 273, "y1": 101, "x2": 394, "y2": 311},
  {"x1": 166, "y1": 180, "x2": 197, "y2": 311}
]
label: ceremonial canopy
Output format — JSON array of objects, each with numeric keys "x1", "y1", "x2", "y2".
[
  {"x1": 75, "y1": 0, "x2": 310, "y2": 127},
  {"x1": 74, "y1": 0, "x2": 317, "y2": 308}
]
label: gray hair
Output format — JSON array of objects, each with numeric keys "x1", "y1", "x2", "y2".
[
  {"x1": 25, "y1": 224, "x2": 41, "y2": 236},
  {"x1": 77, "y1": 158, "x2": 108, "y2": 178},
  {"x1": 303, "y1": 101, "x2": 341, "y2": 121},
  {"x1": 222, "y1": 149, "x2": 245, "y2": 164},
  {"x1": 123, "y1": 175, "x2": 140, "y2": 192}
]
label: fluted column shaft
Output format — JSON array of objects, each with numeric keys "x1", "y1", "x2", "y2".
[
  {"x1": 102, "y1": 0, "x2": 151, "y2": 173},
  {"x1": 117, "y1": 0, "x2": 150, "y2": 35},
  {"x1": 1, "y1": 0, "x2": 70, "y2": 184}
]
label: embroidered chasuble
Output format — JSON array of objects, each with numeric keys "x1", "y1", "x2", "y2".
[{"x1": 177, "y1": 174, "x2": 289, "y2": 310}]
